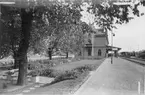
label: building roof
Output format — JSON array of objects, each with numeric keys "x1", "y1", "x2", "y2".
[
  {"x1": 93, "y1": 27, "x2": 109, "y2": 44},
  {"x1": 107, "y1": 45, "x2": 121, "y2": 51}
]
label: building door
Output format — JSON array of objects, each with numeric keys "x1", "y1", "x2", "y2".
[
  {"x1": 88, "y1": 48, "x2": 92, "y2": 56},
  {"x1": 98, "y1": 49, "x2": 102, "y2": 56}
]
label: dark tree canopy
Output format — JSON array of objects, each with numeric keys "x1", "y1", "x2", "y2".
[{"x1": 87, "y1": 1, "x2": 142, "y2": 32}]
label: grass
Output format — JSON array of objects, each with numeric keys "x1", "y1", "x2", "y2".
[
  {"x1": 2, "y1": 58, "x2": 104, "y2": 95},
  {"x1": 30, "y1": 59, "x2": 105, "y2": 95}
]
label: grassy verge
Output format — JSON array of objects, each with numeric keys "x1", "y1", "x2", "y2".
[
  {"x1": 29, "y1": 59, "x2": 105, "y2": 95},
  {"x1": 2, "y1": 59, "x2": 104, "y2": 95}
]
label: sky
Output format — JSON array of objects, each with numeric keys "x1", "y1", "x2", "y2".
[
  {"x1": 81, "y1": 3, "x2": 145, "y2": 52},
  {"x1": 108, "y1": 5, "x2": 145, "y2": 52}
]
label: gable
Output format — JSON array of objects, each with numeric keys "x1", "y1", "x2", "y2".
[{"x1": 93, "y1": 36, "x2": 108, "y2": 46}]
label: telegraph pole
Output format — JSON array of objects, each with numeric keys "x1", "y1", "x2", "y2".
[{"x1": 111, "y1": 31, "x2": 114, "y2": 64}]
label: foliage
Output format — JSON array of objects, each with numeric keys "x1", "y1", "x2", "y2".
[
  {"x1": 138, "y1": 50, "x2": 145, "y2": 59},
  {"x1": 87, "y1": 1, "x2": 141, "y2": 32},
  {"x1": 28, "y1": 58, "x2": 74, "y2": 77},
  {"x1": 52, "y1": 64, "x2": 95, "y2": 83},
  {"x1": 81, "y1": 22, "x2": 93, "y2": 33},
  {"x1": 29, "y1": 4, "x2": 82, "y2": 56},
  {"x1": 28, "y1": 60, "x2": 94, "y2": 79},
  {"x1": 28, "y1": 61, "x2": 48, "y2": 70},
  {"x1": 120, "y1": 51, "x2": 135, "y2": 57},
  {"x1": 28, "y1": 68, "x2": 54, "y2": 77},
  {"x1": 0, "y1": 0, "x2": 143, "y2": 58},
  {"x1": 53, "y1": 70, "x2": 78, "y2": 83},
  {"x1": 138, "y1": 53, "x2": 145, "y2": 59},
  {"x1": 58, "y1": 23, "x2": 86, "y2": 55},
  {"x1": 28, "y1": 58, "x2": 71, "y2": 70},
  {"x1": 0, "y1": 6, "x2": 21, "y2": 59}
]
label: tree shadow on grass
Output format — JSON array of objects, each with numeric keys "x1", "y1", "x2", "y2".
[{"x1": 41, "y1": 77, "x2": 76, "y2": 87}]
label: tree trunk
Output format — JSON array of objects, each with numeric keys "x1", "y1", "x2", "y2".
[
  {"x1": 49, "y1": 51, "x2": 52, "y2": 60},
  {"x1": 48, "y1": 48, "x2": 52, "y2": 60},
  {"x1": 17, "y1": 9, "x2": 33, "y2": 86},
  {"x1": 66, "y1": 52, "x2": 68, "y2": 59},
  {"x1": 13, "y1": 57, "x2": 19, "y2": 69},
  {"x1": 13, "y1": 50, "x2": 19, "y2": 69}
]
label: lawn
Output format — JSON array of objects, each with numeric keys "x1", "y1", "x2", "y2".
[
  {"x1": 51, "y1": 59, "x2": 104, "y2": 71},
  {"x1": 1, "y1": 59, "x2": 105, "y2": 95},
  {"x1": 28, "y1": 59, "x2": 105, "y2": 95}
]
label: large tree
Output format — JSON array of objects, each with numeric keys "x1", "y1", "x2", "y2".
[
  {"x1": 0, "y1": 0, "x2": 82, "y2": 85},
  {"x1": 59, "y1": 23, "x2": 86, "y2": 58},
  {"x1": 30, "y1": 3, "x2": 82, "y2": 60}
]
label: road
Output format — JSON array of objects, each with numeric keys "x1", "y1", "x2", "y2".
[{"x1": 74, "y1": 57, "x2": 145, "y2": 95}]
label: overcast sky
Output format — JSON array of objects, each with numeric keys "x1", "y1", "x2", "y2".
[
  {"x1": 81, "y1": 3, "x2": 145, "y2": 52},
  {"x1": 109, "y1": 5, "x2": 145, "y2": 52}
]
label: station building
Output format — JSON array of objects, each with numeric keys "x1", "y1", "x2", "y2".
[{"x1": 80, "y1": 27, "x2": 121, "y2": 59}]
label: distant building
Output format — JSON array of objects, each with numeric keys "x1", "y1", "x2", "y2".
[
  {"x1": 80, "y1": 27, "x2": 121, "y2": 59},
  {"x1": 80, "y1": 28, "x2": 108, "y2": 59}
]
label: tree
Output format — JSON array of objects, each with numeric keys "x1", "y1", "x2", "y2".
[
  {"x1": 87, "y1": 0, "x2": 142, "y2": 32},
  {"x1": 138, "y1": 50, "x2": 145, "y2": 59},
  {"x1": 0, "y1": 1, "x2": 82, "y2": 85},
  {"x1": 59, "y1": 24, "x2": 83, "y2": 58},
  {"x1": 30, "y1": 3, "x2": 82, "y2": 60},
  {"x1": 6, "y1": 7, "x2": 21, "y2": 69},
  {"x1": 0, "y1": 6, "x2": 21, "y2": 69},
  {"x1": 58, "y1": 21, "x2": 94, "y2": 58}
]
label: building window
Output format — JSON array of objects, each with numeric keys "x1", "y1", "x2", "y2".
[
  {"x1": 98, "y1": 49, "x2": 101, "y2": 56},
  {"x1": 88, "y1": 48, "x2": 92, "y2": 56}
]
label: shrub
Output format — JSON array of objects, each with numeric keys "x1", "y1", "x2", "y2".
[
  {"x1": 28, "y1": 69, "x2": 41, "y2": 77},
  {"x1": 2, "y1": 83, "x2": 7, "y2": 89},
  {"x1": 138, "y1": 53, "x2": 145, "y2": 59},
  {"x1": 74, "y1": 65, "x2": 94, "y2": 73},
  {"x1": 53, "y1": 65, "x2": 94, "y2": 83},
  {"x1": 39, "y1": 69, "x2": 55, "y2": 77},
  {"x1": 53, "y1": 70, "x2": 78, "y2": 83},
  {"x1": 28, "y1": 64, "x2": 96, "y2": 84},
  {"x1": 28, "y1": 68, "x2": 55, "y2": 77},
  {"x1": 28, "y1": 61, "x2": 50, "y2": 70}
]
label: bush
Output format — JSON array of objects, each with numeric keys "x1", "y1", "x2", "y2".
[
  {"x1": 28, "y1": 68, "x2": 54, "y2": 77},
  {"x1": 138, "y1": 53, "x2": 145, "y2": 59},
  {"x1": 74, "y1": 65, "x2": 94, "y2": 73},
  {"x1": 28, "y1": 60, "x2": 51, "y2": 70},
  {"x1": 53, "y1": 70, "x2": 78, "y2": 83},
  {"x1": 53, "y1": 65, "x2": 94, "y2": 83},
  {"x1": 39, "y1": 69, "x2": 55, "y2": 77},
  {"x1": 3, "y1": 83, "x2": 7, "y2": 89},
  {"x1": 28, "y1": 58, "x2": 72, "y2": 71},
  {"x1": 28, "y1": 64, "x2": 96, "y2": 84},
  {"x1": 28, "y1": 69, "x2": 41, "y2": 77}
]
